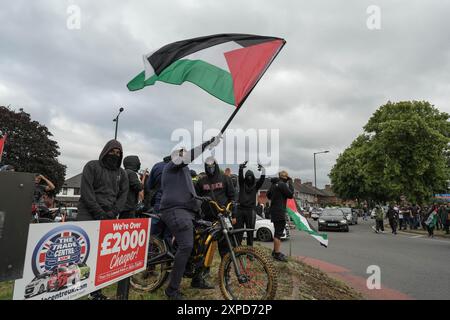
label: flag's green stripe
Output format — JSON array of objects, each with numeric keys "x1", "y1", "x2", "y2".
[
  {"x1": 127, "y1": 59, "x2": 235, "y2": 105},
  {"x1": 286, "y1": 208, "x2": 328, "y2": 243}
]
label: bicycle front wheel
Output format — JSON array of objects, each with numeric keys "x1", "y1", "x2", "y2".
[
  {"x1": 130, "y1": 237, "x2": 170, "y2": 292},
  {"x1": 219, "y1": 246, "x2": 277, "y2": 300}
]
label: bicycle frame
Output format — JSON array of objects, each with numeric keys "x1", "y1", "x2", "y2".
[{"x1": 143, "y1": 201, "x2": 255, "y2": 284}]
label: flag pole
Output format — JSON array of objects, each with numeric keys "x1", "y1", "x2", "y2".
[{"x1": 220, "y1": 106, "x2": 241, "y2": 134}]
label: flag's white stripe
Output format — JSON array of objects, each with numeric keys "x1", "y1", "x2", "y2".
[
  {"x1": 143, "y1": 41, "x2": 243, "y2": 81},
  {"x1": 290, "y1": 210, "x2": 328, "y2": 247}
]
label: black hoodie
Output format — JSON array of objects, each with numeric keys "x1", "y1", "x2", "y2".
[
  {"x1": 77, "y1": 140, "x2": 129, "y2": 221},
  {"x1": 122, "y1": 155, "x2": 143, "y2": 212},
  {"x1": 238, "y1": 167, "x2": 265, "y2": 209},
  {"x1": 267, "y1": 177, "x2": 294, "y2": 222},
  {"x1": 196, "y1": 161, "x2": 235, "y2": 220}
]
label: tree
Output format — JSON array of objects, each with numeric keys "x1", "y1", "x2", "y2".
[
  {"x1": 329, "y1": 135, "x2": 370, "y2": 202},
  {"x1": 0, "y1": 106, "x2": 66, "y2": 193},
  {"x1": 330, "y1": 101, "x2": 450, "y2": 205}
]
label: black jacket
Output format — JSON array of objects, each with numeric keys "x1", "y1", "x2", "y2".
[
  {"x1": 267, "y1": 178, "x2": 294, "y2": 222},
  {"x1": 196, "y1": 162, "x2": 235, "y2": 220},
  {"x1": 122, "y1": 155, "x2": 143, "y2": 212},
  {"x1": 386, "y1": 207, "x2": 398, "y2": 220},
  {"x1": 77, "y1": 140, "x2": 129, "y2": 221},
  {"x1": 238, "y1": 167, "x2": 265, "y2": 210}
]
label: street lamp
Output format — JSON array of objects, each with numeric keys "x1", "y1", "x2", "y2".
[
  {"x1": 113, "y1": 107, "x2": 124, "y2": 140},
  {"x1": 314, "y1": 150, "x2": 329, "y2": 189}
]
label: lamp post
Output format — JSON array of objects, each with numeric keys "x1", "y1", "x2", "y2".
[
  {"x1": 113, "y1": 107, "x2": 124, "y2": 140},
  {"x1": 314, "y1": 150, "x2": 329, "y2": 189}
]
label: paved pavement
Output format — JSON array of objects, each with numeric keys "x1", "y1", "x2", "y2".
[{"x1": 261, "y1": 218, "x2": 450, "y2": 300}]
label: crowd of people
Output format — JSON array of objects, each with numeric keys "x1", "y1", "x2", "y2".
[
  {"x1": 72, "y1": 138, "x2": 294, "y2": 300},
  {"x1": 372, "y1": 203, "x2": 450, "y2": 237}
]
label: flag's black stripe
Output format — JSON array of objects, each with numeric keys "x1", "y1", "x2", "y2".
[{"x1": 148, "y1": 33, "x2": 283, "y2": 75}]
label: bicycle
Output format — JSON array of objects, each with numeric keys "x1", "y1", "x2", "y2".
[{"x1": 130, "y1": 200, "x2": 278, "y2": 300}]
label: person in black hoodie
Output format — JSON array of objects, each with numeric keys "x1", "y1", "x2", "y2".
[
  {"x1": 195, "y1": 156, "x2": 235, "y2": 280},
  {"x1": 236, "y1": 161, "x2": 265, "y2": 246},
  {"x1": 77, "y1": 139, "x2": 129, "y2": 300},
  {"x1": 196, "y1": 157, "x2": 235, "y2": 224},
  {"x1": 267, "y1": 170, "x2": 294, "y2": 262},
  {"x1": 160, "y1": 135, "x2": 221, "y2": 300},
  {"x1": 120, "y1": 155, "x2": 143, "y2": 219}
]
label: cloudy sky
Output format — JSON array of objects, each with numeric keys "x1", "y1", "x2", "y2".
[{"x1": 1, "y1": 0, "x2": 450, "y2": 187}]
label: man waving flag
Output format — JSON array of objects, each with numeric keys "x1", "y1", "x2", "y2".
[
  {"x1": 286, "y1": 198, "x2": 328, "y2": 247},
  {"x1": 127, "y1": 33, "x2": 285, "y2": 108}
]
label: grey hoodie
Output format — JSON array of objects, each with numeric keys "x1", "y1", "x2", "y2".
[{"x1": 77, "y1": 140, "x2": 129, "y2": 221}]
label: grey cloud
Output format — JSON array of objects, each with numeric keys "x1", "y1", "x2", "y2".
[{"x1": 1, "y1": 0, "x2": 450, "y2": 188}]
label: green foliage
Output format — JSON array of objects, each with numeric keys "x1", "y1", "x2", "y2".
[
  {"x1": 330, "y1": 101, "x2": 450, "y2": 204},
  {"x1": 0, "y1": 106, "x2": 66, "y2": 193}
]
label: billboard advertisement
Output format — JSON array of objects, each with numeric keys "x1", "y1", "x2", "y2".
[{"x1": 13, "y1": 218, "x2": 150, "y2": 300}]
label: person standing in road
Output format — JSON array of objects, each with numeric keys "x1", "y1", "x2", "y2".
[
  {"x1": 437, "y1": 204, "x2": 447, "y2": 232},
  {"x1": 444, "y1": 203, "x2": 450, "y2": 234},
  {"x1": 386, "y1": 203, "x2": 398, "y2": 234},
  {"x1": 372, "y1": 205, "x2": 385, "y2": 233},
  {"x1": 425, "y1": 205, "x2": 439, "y2": 238},
  {"x1": 77, "y1": 139, "x2": 129, "y2": 300},
  {"x1": 267, "y1": 170, "x2": 294, "y2": 262}
]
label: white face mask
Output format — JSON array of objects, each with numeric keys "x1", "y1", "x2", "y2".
[{"x1": 171, "y1": 147, "x2": 188, "y2": 165}]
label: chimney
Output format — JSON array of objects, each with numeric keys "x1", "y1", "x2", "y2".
[
  {"x1": 304, "y1": 182, "x2": 313, "y2": 187},
  {"x1": 294, "y1": 178, "x2": 302, "y2": 185},
  {"x1": 325, "y1": 184, "x2": 332, "y2": 191}
]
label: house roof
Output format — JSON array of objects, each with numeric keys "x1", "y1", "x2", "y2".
[{"x1": 62, "y1": 173, "x2": 82, "y2": 188}]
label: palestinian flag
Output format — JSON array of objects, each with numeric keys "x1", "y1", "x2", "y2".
[
  {"x1": 286, "y1": 198, "x2": 328, "y2": 247},
  {"x1": 0, "y1": 133, "x2": 6, "y2": 162},
  {"x1": 127, "y1": 34, "x2": 285, "y2": 107}
]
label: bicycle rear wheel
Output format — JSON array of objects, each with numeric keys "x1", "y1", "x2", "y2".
[
  {"x1": 130, "y1": 237, "x2": 170, "y2": 292},
  {"x1": 219, "y1": 246, "x2": 277, "y2": 300}
]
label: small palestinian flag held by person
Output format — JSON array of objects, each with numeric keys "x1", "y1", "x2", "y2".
[
  {"x1": 0, "y1": 133, "x2": 6, "y2": 162},
  {"x1": 127, "y1": 34, "x2": 285, "y2": 107},
  {"x1": 286, "y1": 198, "x2": 328, "y2": 247}
]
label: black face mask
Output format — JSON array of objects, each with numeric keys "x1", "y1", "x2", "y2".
[
  {"x1": 206, "y1": 164, "x2": 216, "y2": 176},
  {"x1": 245, "y1": 176, "x2": 255, "y2": 186},
  {"x1": 103, "y1": 154, "x2": 121, "y2": 169}
]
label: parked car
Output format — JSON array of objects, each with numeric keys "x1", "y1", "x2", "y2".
[
  {"x1": 340, "y1": 207, "x2": 358, "y2": 225},
  {"x1": 47, "y1": 266, "x2": 80, "y2": 291},
  {"x1": 229, "y1": 215, "x2": 289, "y2": 242},
  {"x1": 254, "y1": 215, "x2": 289, "y2": 241},
  {"x1": 24, "y1": 272, "x2": 52, "y2": 298},
  {"x1": 318, "y1": 208, "x2": 349, "y2": 232}
]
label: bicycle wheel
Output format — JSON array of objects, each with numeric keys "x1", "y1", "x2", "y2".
[
  {"x1": 219, "y1": 246, "x2": 277, "y2": 300},
  {"x1": 130, "y1": 237, "x2": 170, "y2": 292}
]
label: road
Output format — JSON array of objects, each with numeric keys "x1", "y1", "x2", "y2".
[{"x1": 262, "y1": 218, "x2": 450, "y2": 300}]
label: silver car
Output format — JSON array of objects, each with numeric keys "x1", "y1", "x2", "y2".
[{"x1": 340, "y1": 207, "x2": 358, "y2": 225}]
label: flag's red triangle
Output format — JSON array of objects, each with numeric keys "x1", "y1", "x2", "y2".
[
  {"x1": 225, "y1": 39, "x2": 284, "y2": 107},
  {"x1": 286, "y1": 198, "x2": 298, "y2": 212}
]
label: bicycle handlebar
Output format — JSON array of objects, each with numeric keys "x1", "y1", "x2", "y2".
[{"x1": 208, "y1": 200, "x2": 233, "y2": 214}]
